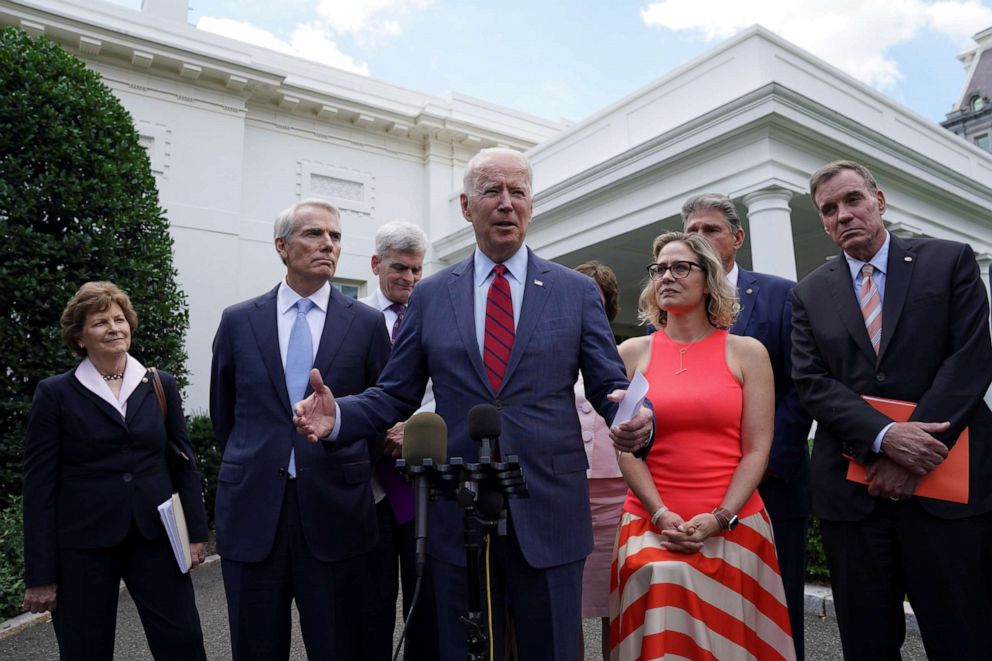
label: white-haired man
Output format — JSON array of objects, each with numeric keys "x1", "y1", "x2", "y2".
[{"x1": 359, "y1": 220, "x2": 439, "y2": 660}]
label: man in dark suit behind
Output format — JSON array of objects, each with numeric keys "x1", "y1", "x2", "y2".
[
  {"x1": 293, "y1": 148, "x2": 654, "y2": 661},
  {"x1": 791, "y1": 160, "x2": 992, "y2": 660},
  {"x1": 210, "y1": 199, "x2": 391, "y2": 660},
  {"x1": 682, "y1": 193, "x2": 812, "y2": 660}
]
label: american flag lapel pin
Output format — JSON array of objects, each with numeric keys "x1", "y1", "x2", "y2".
[{"x1": 534, "y1": 279, "x2": 544, "y2": 287}]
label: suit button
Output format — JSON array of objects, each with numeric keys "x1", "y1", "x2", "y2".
[
  {"x1": 876, "y1": 372, "x2": 886, "y2": 382},
  {"x1": 122, "y1": 473, "x2": 133, "y2": 483},
  {"x1": 493, "y1": 400, "x2": 503, "y2": 411}
]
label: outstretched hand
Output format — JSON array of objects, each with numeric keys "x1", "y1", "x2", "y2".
[{"x1": 293, "y1": 369, "x2": 337, "y2": 443}]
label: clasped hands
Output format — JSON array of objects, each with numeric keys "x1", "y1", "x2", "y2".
[
  {"x1": 867, "y1": 420, "x2": 950, "y2": 500},
  {"x1": 292, "y1": 370, "x2": 655, "y2": 454},
  {"x1": 653, "y1": 509, "x2": 721, "y2": 554}
]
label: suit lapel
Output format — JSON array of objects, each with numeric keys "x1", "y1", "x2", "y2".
[
  {"x1": 68, "y1": 377, "x2": 127, "y2": 429},
  {"x1": 312, "y1": 287, "x2": 356, "y2": 394},
  {"x1": 501, "y1": 250, "x2": 552, "y2": 392},
  {"x1": 878, "y1": 235, "x2": 914, "y2": 361},
  {"x1": 826, "y1": 254, "x2": 877, "y2": 363},
  {"x1": 248, "y1": 285, "x2": 292, "y2": 410},
  {"x1": 732, "y1": 268, "x2": 758, "y2": 335},
  {"x1": 124, "y1": 380, "x2": 155, "y2": 427},
  {"x1": 448, "y1": 256, "x2": 491, "y2": 391}
]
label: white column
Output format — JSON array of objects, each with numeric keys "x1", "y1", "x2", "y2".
[{"x1": 742, "y1": 188, "x2": 797, "y2": 281}]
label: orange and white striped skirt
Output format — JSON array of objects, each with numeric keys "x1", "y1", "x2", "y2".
[{"x1": 609, "y1": 510, "x2": 795, "y2": 661}]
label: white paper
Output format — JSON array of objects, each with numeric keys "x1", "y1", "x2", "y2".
[
  {"x1": 157, "y1": 493, "x2": 191, "y2": 574},
  {"x1": 610, "y1": 370, "x2": 649, "y2": 428}
]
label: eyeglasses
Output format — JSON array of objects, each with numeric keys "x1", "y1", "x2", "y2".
[{"x1": 646, "y1": 261, "x2": 703, "y2": 280}]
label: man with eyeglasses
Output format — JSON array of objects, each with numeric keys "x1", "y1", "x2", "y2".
[
  {"x1": 791, "y1": 161, "x2": 992, "y2": 660},
  {"x1": 682, "y1": 193, "x2": 812, "y2": 660}
]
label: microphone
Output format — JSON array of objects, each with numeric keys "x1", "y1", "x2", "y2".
[
  {"x1": 402, "y1": 412, "x2": 447, "y2": 576},
  {"x1": 468, "y1": 404, "x2": 506, "y2": 520},
  {"x1": 468, "y1": 404, "x2": 501, "y2": 462}
]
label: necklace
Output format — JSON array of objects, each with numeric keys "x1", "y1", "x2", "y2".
[
  {"x1": 667, "y1": 329, "x2": 714, "y2": 375},
  {"x1": 100, "y1": 357, "x2": 126, "y2": 381}
]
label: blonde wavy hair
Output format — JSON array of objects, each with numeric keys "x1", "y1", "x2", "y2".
[{"x1": 637, "y1": 232, "x2": 739, "y2": 329}]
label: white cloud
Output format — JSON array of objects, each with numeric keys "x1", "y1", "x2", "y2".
[
  {"x1": 640, "y1": 0, "x2": 992, "y2": 89},
  {"x1": 315, "y1": 0, "x2": 434, "y2": 39},
  {"x1": 196, "y1": 17, "x2": 369, "y2": 75}
]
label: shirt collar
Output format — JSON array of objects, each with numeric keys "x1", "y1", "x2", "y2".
[
  {"x1": 844, "y1": 231, "x2": 890, "y2": 281},
  {"x1": 75, "y1": 352, "x2": 146, "y2": 410},
  {"x1": 278, "y1": 280, "x2": 331, "y2": 315},
  {"x1": 473, "y1": 245, "x2": 528, "y2": 288},
  {"x1": 372, "y1": 288, "x2": 398, "y2": 312},
  {"x1": 726, "y1": 262, "x2": 739, "y2": 288}
]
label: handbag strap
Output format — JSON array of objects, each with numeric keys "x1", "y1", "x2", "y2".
[{"x1": 149, "y1": 367, "x2": 190, "y2": 463}]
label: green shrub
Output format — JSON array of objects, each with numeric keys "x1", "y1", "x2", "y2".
[
  {"x1": 805, "y1": 515, "x2": 830, "y2": 583},
  {"x1": 187, "y1": 414, "x2": 220, "y2": 527},
  {"x1": 0, "y1": 27, "x2": 189, "y2": 509},
  {"x1": 0, "y1": 496, "x2": 25, "y2": 620}
]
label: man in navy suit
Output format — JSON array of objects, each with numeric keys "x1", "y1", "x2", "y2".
[
  {"x1": 683, "y1": 193, "x2": 812, "y2": 660},
  {"x1": 293, "y1": 148, "x2": 654, "y2": 661},
  {"x1": 210, "y1": 199, "x2": 391, "y2": 660},
  {"x1": 357, "y1": 220, "x2": 439, "y2": 660},
  {"x1": 792, "y1": 160, "x2": 992, "y2": 659}
]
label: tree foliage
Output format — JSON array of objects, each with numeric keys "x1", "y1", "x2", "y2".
[{"x1": 0, "y1": 27, "x2": 189, "y2": 508}]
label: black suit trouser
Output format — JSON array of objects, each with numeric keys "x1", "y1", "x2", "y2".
[
  {"x1": 364, "y1": 498, "x2": 440, "y2": 661},
  {"x1": 821, "y1": 500, "x2": 992, "y2": 661},
  {"x1": 52, "y1": 523, "x2": 206, "y2": 661},
  {"x1": 431, "y1": 516, "x2": 584, "y2": 661},
  {"x1": 221, "y1": 478, "x2": 368, "y2": 661}
]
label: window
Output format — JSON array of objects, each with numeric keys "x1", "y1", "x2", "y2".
[
  {"x1": 976, "y1": 133, "x2": 991, "y2": 152},
  {"x1": 969, "y1": 95, "x2": 985, "y2": 112},
  {"x1": 332, "y1": 282, "x2": 361, "y2": 299}
]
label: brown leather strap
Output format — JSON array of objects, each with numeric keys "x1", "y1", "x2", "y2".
[
  {"x1": 149, "y1": 368, "x2": 189, "y2": 463},
  {"x1": 149, "y1": 367, "x2": 167, "y2": 417}
]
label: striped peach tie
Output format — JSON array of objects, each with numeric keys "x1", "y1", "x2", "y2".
[{"x1": 860, "y1": 264, "x2": 882, "y2": 353}]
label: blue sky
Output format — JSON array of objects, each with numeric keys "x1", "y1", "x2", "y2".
[{"x1": 110, "y1": 0, "x2": 992, "y2": 124}]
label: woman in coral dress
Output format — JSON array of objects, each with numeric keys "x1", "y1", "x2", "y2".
[{"x1": 610, "y1": 232, "x2": 794, "y2": 661}]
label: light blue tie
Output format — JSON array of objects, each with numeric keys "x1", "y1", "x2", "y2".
[{"x1": 285, "y1": 298, "x2": 315, "y2": 477}]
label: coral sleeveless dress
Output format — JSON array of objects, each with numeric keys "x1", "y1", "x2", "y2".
[{"x1": 609, "y1": 330, "x2": 794, "y2": 661}]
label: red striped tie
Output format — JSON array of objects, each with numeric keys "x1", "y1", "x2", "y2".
[
  {"x1": 860, "y1": 263, "x2": 882, "y2": 354},
  {"x1": 484, "y1": 264, "x2": 514, "y2": 392}
]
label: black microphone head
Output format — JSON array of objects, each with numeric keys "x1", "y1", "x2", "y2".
[
  {"x1": 402, "y1": 412, "x2": 447, "y2": 465},
  {"x1": 468, "y1": 404, "x2": 501, "y2": 441}
]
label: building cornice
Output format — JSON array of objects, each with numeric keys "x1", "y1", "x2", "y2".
[{"x1": 0, "y1": 0, "x2": 564, "y2": 150}]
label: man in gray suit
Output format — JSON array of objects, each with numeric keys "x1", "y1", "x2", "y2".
[{"x1": 358, "y1": 221, "x2": 438, "y2": 660}]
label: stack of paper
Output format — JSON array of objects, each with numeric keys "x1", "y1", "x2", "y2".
[{"x1": 157, "y1": 492, "x2": 191, "y2": 573}]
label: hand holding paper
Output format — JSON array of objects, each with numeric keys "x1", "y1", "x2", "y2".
[{"x1": 609, "y1": 371, "x2": 652, "y2": 453}]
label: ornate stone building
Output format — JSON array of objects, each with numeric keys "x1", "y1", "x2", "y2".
[
  {"x1": 943, "y1": 27, "x2": 992, "y2": 153},
  {"x1": 3, "y1": 0, "x2": 991, "y2": 409}
]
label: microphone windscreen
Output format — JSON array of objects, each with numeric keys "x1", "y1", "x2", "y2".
[
  {"x1": 402, "y1": 412, "x2": 447, "y2": 465},
  {"x1": 468, "y1": 404, "x2": 501, "y2": 441}
]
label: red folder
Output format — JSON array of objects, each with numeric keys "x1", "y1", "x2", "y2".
[{"x1": 845, "y1": 395, "x2": 969, "y2": 504}]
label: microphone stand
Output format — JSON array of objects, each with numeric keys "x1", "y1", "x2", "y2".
[{"x1": 396, "y1": 453, "x2": 527, "y2": 661}]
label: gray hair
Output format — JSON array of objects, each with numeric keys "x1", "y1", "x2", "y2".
[
  {"x1": 375, "y1": 220, "x2": 428, "y2": 257},
  {"x1": 681, "y1": 193, "x2": 741, "y2": 231},
  {"x1": 273, "y1": 198, "x2": 340, "y2": 241},
  {"x1": 462, "y1": 147, "x2": 533, "y2": 196},
  {"x1": 809, "y1": 160, "x2": 880, "y2": 202}
]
